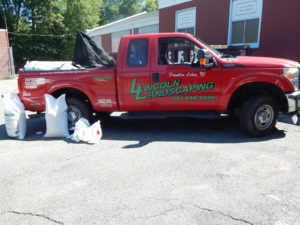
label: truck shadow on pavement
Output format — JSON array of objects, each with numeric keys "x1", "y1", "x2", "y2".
[
  {"x1": 101, "y1": 116, "x2": 287, "y2": 148},
  {"x1": 0, "y1": 114, "x2": 295, "y2": 145}
]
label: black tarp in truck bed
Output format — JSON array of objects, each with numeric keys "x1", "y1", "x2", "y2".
[{"x1": 72, "y1": 31, "x2": 116, "y2": 68}]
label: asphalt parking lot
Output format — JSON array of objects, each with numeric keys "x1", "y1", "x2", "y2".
[{"x1": 0, "y1": 79, "x2": 300, "y2": 225}]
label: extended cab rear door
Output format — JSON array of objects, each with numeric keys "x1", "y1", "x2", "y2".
[
  {"x1": 118, "y1": 36, "x2": 152, "y2": 111},
  {"x1": 150, "y1": 35, "x2": 222, "y2": 111}
]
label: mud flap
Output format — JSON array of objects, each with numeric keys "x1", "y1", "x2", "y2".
[
  {"x1": 291, "y1": 113, "x2": 299, "y2": 124},
  {"x1": 286, "y1": 91, "x2": 300, "y2": 124}
]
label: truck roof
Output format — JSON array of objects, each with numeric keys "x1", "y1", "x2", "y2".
[{"x1": 122, "y1": 32, "x2": 193, "y2": 40}]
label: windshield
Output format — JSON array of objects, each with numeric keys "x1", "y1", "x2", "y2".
[{"x1": 191, "y1": 35, "x2": 224, "y2": 58}]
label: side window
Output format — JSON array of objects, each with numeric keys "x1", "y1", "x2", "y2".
[
  {"x1": 158, "y1": 37, "x2": 200, "y2": 66},
  {"x1": 127, "y1": 39, "x2": 148, "y2": 67}
]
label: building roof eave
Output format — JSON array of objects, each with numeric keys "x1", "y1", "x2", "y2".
[{"x1": 87, "y1": 11, "x2": 158, "y2": 36}]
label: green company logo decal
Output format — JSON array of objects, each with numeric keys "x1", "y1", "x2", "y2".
[
  {"x1": 93, "y1": 76, "x2": 112, "y2": 81},
  {"x1": 130, "y1": 78, "x2": 215, "y2": 101}
]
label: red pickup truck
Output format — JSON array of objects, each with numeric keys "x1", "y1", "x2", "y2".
[{"x1": 18, "y1": 32, "x2": 300, "y2": 137}]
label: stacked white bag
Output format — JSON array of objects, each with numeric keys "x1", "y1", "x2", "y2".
[
  {"x1": 2, "y1": 93, "x2": 27, "y2": 140},
  {"x1": 44, "y1": 94, "x2": 69, "y2": 138}
]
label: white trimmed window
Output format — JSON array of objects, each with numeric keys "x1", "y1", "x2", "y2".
[
  {"x1": 176, "y1": 7, "x2": 196, "y2": 35},
  {"x1": 228, "y1": 0, "x2": 263, "y2": 48}
]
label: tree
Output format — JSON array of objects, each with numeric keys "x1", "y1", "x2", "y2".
[
  {"x1": 99, "y1": 0, "x2": 158, "y2": 25},
  {"x1": 1, "y1": 0, "x2": 157, "y2": 70},
  {"x1": 0, "y1": 0, "x2": 25, "y2": 31},
  {"x1": 1, "y1": 0, "x2": 103, "y2": 69},
  {"x1": 144, "y1": 0, "x2": 158, "y2": 12},
  {"x1": 63, "y1": 0, "x2": 103, "y2": 58},
  {"x1": 10, "y1": 0, "x2": 69, "y2": 67},
  {"x1": 65, "y1": 0, "x2": 102, "y2": 33}
]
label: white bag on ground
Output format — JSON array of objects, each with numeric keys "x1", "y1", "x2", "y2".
[
  {"x1": 87, "y1": 121, "x2": 102, "y2": 144},
  {"x1": 71, "y1": 118, "x2": 90, "y2": 142},
  {"x1": 70, "y1": 118, "x2": 102, "y2": 144},
  {"x1": 2, "y1": 93, "x2": 27, "y2": 140},
  {"x1": 44, "y1": 94, "x2": 69, "y2": 138}
]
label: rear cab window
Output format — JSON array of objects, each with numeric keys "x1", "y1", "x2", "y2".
[{"x1": 127, "y1": 39, "x2": 148, "y2": 67}]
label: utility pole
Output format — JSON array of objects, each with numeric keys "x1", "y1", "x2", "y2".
[
  {"x1": 4, "y1": 16, "x2": 9, "y2": 44},
  {"x1": 4, "y1": 16, "x2": 8, "y2": 30},
  {"x1": 4, "y1": 16, "x2": 15, "y2": 77}
]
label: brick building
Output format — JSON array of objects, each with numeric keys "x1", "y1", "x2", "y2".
[
  {"x1": 0, "y1": 29, "x2": 14, "y2": 78},
  {"x1": 159, "y1": 0, "x2": 300, "y2": 62},
  {"x1": 87, "y1": 0, "x2": 300, "y2": 62}
]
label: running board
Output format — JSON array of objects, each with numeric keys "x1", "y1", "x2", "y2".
[
  {"x1": 120, "y1": 111, "x2": 226, "y2": 120},
  {"x1": 28, "y1": 112, "x2": 45, "y2": 119}
]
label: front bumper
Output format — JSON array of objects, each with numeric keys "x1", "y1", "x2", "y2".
[{"x1": 285, "y1": 91, "x2": 300, "y2": 113}]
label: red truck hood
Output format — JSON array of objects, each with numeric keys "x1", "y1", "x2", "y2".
[{"x1": 225, "y1": 56, "x2": 299, "y2": 68}]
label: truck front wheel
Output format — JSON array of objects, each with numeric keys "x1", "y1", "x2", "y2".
[
  {"x1": 66, "y1": 97, "x2": 91, "y2": 130},
  {"x1": 240, "y1": 96, "x2": 278, "y2": 137}
]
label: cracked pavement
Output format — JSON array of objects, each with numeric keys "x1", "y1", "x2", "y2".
[
  {"x1": 3, "y1": 211, "x2": 64, "y2": 224},
  {"x1": 0, "y1": 79, "x2": 300, "y2": 225}
]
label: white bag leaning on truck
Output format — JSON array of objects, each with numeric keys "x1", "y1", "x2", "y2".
[
  {"x1": 44, "y1": 94, "x2": 69, "y2": 138},
  {"x1": 2, "y1": 93, "x2": 27, "y2": 140}
]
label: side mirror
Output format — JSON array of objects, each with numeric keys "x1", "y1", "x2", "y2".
[{"x1": 197, "y1": 49, "x2": 214, "y2": 69}]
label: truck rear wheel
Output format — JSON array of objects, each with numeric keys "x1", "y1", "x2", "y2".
[
  {"x1": 66, "y1": 97, "x2": 91, "y2": 130},
  {"x1": 240, "y1": 96, "x2": 278, "y2": 137}
]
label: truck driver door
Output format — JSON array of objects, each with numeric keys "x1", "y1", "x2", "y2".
[{"x1": 151, "y1": 36, "x2": 221, "y2": 111}]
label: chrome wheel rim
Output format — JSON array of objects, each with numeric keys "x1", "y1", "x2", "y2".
[
  {"x1": 68, "y1": 106, "x2": 82, "y2": 130},
  {"x1": 254, "y1": 104, "x2": 274, "y2": 130}
]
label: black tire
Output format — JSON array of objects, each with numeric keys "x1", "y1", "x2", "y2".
[
  {"x1": 66, "y1": 97, "x2": 91, "y2": 130},
  {"x1": 240, "y1": 96, "x2": 278, "y2": 137}
]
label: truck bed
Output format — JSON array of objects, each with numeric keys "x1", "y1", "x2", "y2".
[{"x1": 18, "y1": 67, "x2": 118, "y2": 112}]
